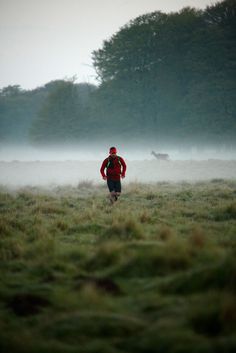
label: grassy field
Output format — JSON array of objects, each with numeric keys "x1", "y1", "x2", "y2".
[{"x1": 0, "y1": 180, "x2": 236, "y2": 352}]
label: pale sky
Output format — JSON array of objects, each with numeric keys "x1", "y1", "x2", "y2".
[{"x1": 0, "y1": 0, "x2": 214, "y2": 90}]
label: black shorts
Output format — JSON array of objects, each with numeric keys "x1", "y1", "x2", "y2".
[{"x1": 107, "y1": 179, "x2": 121, "y2": 193}]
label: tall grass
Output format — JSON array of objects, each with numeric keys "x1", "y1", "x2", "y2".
[{"x1": 0, "y1": 180, "x2": 236, "y2": 352}]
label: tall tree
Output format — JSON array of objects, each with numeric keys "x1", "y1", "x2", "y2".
[
  {"x1": 30, "y1": 80, "x2": 96, "y2": 144},
  {"x1": 91, "y1": 0, "x2": 236, "y2": 145}
]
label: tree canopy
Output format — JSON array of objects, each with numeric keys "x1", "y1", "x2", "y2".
[{"x1": 91, "y1": 0, "x2": 236, "y2": 145}]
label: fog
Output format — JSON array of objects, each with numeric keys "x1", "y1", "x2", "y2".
[
  {"x1": 1, "y1": 143, "x2": 236, "y2": 162},
  {"x1": 0, "y1": 144, "x2": 236, "y2": 188}
]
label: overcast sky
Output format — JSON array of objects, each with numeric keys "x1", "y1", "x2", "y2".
[{"x1": 0, "y1": 0, "x2": 214, "y2": 90}]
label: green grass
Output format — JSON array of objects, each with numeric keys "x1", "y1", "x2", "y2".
[{"x1": 0, "y1": 180, "x2": 236, "y2": 352}]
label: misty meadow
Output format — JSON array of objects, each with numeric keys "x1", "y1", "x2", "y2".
[
  {"x1": 0, "y1": 0, "x2": 236, "y2": 352},
  {"x1": 0, "y1": 180, "x2": 236, "y2": 353}
]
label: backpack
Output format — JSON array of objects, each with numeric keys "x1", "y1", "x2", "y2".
[{"x1": 106, "y1": 156, "x2": 121, "y2": 169}]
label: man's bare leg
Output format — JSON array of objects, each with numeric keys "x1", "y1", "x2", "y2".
[
  {"x1": 109, "y1": 191, "x2": 116, "y2": 204},
  {"x1": 115, "y1": 192, "x2": 120, "y2": 201},
  {"x1": 109, "y1": 191, "x2": 121, "y2": 204}
]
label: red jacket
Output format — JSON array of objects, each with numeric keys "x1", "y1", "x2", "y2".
[{"x1": 100, "y1": 155, "x2": 126, "y2": 181}]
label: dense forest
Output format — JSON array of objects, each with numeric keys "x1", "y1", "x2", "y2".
[{"x1": 0, "y1": 0, "x2": 235, "y2": 147}]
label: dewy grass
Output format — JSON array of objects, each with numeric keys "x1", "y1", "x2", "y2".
[
  {"x1": 0, "y1": 180, "x2": 236, "y2": 352},
  {"x1": 104, "y1": 217, "x2": 144, "y2": 240}
]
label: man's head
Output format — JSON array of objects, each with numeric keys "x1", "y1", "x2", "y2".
[{"x1": 109, "y1": 147, "x2": 117, "y2": 156}]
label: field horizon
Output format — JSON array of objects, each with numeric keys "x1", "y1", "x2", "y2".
[{"x1": 1, "y1": 159, "x2": 236, "y2": 188}]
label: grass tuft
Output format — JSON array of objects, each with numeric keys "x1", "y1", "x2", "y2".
[
  {"x1": 214, "y1": 202, "x2": 236, "y2": 221},
  {"x1": 189, "y1": 226, "x2": 206, "y2": 248},
  {"x1": 105, "y1": 217, "x2": 144, "y2": 240},
  {"x1": 158, "y1": 225, "x2": 174, "y2": 241}
]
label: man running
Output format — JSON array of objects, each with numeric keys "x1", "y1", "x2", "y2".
[{"x1": 100, "y1": 147, "x2": 126, "y2": 204}]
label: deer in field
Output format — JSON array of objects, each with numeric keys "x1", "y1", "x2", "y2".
[{"x1": 151, "y1": 151, "x2": 170, "y2": 160}]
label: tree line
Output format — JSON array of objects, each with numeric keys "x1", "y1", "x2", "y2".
[{"x1": 0, "y1": 0, "x2": 235, "y2": 147}]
